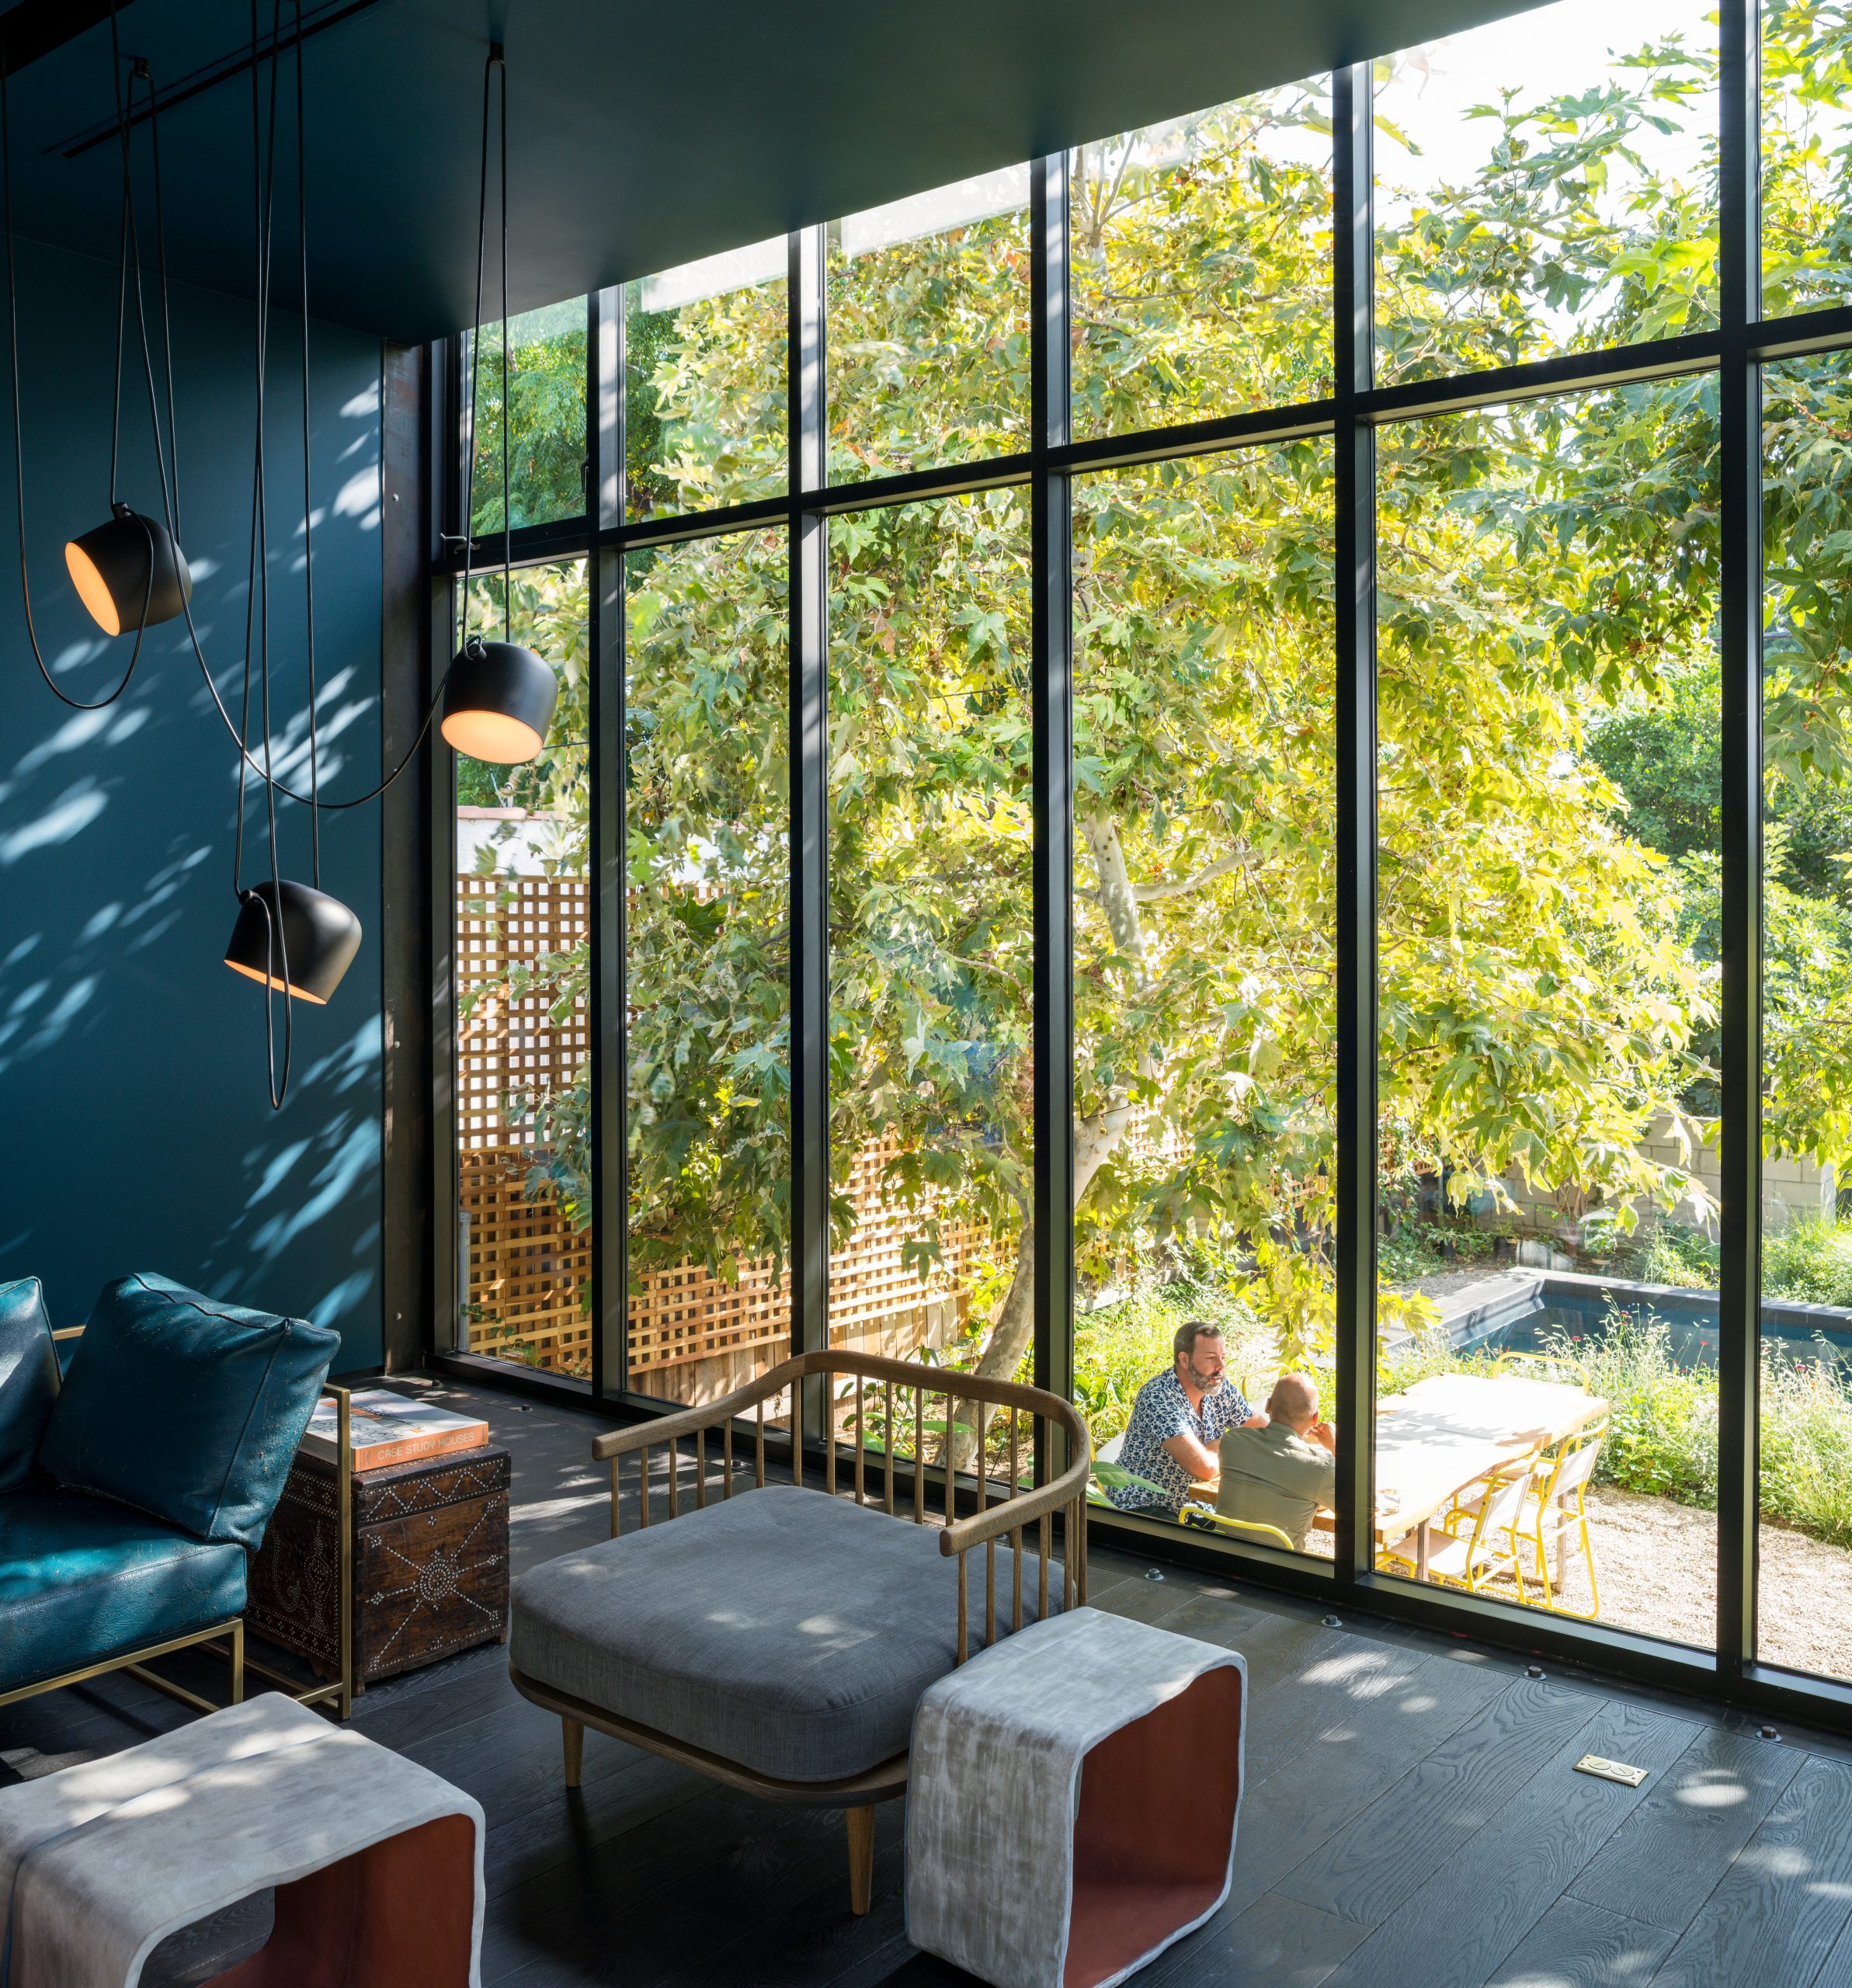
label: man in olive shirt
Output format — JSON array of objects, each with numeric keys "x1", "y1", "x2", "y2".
[{"x1": 1215, "y1": 1373, "x2": 1336, "y2": 1550}]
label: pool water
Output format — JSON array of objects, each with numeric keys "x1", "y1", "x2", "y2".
[{"x1": 1467, "y1": 1290, "x2": 1852, "y2": 1375}]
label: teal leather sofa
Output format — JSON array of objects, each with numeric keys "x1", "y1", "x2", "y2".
[{"x1": 0, "y1": 1272, "x2": 339, "y2": 1713}]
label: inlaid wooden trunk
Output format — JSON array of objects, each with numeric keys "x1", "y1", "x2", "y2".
[{"x1": 247, "y1": 1445, "x2": 511, "y2": 1689}]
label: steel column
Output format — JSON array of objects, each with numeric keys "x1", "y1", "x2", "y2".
[
  {"x1": 1332, "y1": 61, "x2": 1378, "y2": 1588},
  {"x1": 1715, "y1": 0, "x2": 1762, "y2": 1677},
  {"x1": 1030, "y1": 150, "x2": 1075, "y2": 1464},
  {"x1": 590, "y1": 284, "x2": 627, "y2": 1399},
  {"x1": 790, "y1": 225, "x2": 831, "y2": 1468}
]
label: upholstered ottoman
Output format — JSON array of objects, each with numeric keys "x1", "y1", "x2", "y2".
[
  {"x1": 905, "y1": 1606, "x2": 1246, "y2": 1988},
  {"x1": 0, "y1": 1695, "x2": 485, "y2": 1988}
]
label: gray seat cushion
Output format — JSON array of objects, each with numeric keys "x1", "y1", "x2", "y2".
[{"x1": 510, "y1": 1483, "x2": 1063, "y2": 1783}]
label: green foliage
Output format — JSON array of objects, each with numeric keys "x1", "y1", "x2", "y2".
[
  {"x1": 467, "y1": 302, "x2": 587, "y2": 534},
  {"x1": 1636, "y1": 1222, "x2": 1719, "y2": 1289},
  {"x1": 1762, "y1": 1215, "x2": 1852, "y2": 1309},
  {"x1": 459, "y1": 23, "x2": 1852, "y2": 1421},
  {"x1": 1760, "y1": 1350, "x2": 1852, "y2": 1545},
  {"x1": 1072, "y1": 1280, "x2": 1273, "y2": 1446}
]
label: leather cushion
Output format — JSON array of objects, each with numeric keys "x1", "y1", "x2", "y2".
[
  {"x1": 0, "y1": 1277, "x2": 58, "y2": 1494},
  {"x1": 0, "y1": 1488, "x2": 247, "y2": 1692},
  {"x1": 510, "y1": 1483, "x2": 1062, "y2": 1784},
  {"x1": 37, "y1": 1272, "x2": 339, "y2": 1549}
]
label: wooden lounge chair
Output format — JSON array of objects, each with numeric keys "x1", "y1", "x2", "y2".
[{"x1": 507, "y1": 1350, "x2": 1090, "y2": 1915}]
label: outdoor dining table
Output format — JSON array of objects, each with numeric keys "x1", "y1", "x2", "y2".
[
  {"x1": 1372, "y1": 1371, "x2": 1609, "y2": 1581},
  {"x1": 1190, "y1": 1371, "x2": 1608, "y2": 1585}
]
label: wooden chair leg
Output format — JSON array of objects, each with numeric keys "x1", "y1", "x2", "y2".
[
  {"x1": 562, "y1": 1718, "x2": 583, "y2": 1789},
  {"x1": 846, "y1": 1806, "x2": 875, "y2": 1916}
]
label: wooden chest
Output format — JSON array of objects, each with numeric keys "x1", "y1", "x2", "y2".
[{"x1": 245, "y1": 1444, "x2": 511, "y2": 1690}]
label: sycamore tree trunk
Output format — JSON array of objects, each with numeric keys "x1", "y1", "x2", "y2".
[{"x1": 954, "y1": 811, "x2": 1151, "y2": 1443}]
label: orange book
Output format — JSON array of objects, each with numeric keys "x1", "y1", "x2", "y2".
[{"x1": 300, "y1": 1390, "x2": 490, "y2": 1472}]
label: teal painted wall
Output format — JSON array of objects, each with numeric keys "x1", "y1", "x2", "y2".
[{"x1": 0, "y1": 238, "x2": 386, "y2": 1368}]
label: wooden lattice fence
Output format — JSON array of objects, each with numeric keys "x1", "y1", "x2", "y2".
[{"x1": 457, "y1": 869, "x2": 991, "y2": 1399}]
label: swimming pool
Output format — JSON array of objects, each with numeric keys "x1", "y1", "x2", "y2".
[{"x1": 1459, "y1": 1285, "x2": 1852, "y2": 1375}]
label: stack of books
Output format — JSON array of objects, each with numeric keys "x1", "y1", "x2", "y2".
[{"x1": 301, "y1": 1391, "x2": 491, "y2": 1472}]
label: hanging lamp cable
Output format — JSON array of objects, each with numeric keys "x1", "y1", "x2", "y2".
[{"x1": 0, "y1": 9, "x2": 160, "y2": 711}]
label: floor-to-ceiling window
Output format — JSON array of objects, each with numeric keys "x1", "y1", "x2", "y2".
[
  {"x1": 435, "y1": 0, "x2": 1852, "y2": 1727},
  {"x1": 452, "y1": 559, "x2": 592, "y2": 1379}
]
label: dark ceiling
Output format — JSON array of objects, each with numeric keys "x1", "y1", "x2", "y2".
[{"x1": 1, "y1": 0, "x2": 1550, "y2": 346}]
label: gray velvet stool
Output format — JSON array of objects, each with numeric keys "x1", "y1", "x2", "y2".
[{"x1": 905, "y1": 1606, "x2": 1246, "y2": 1988}]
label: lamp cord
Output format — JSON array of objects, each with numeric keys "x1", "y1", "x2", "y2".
[
  {"x1": 237, "y1": 0, "x2": 293, "y2": 1109},
  {"x1": 0, "y1": 10, "x2": 158, "y2": 712},
  {"x1": 457, "y1": 45, "x2": 495, "y2": 650},
  {"x1": 499, "y1": 48, "x2": 511, "y2": 644},
  {"x1": 294, "y1": 0, "x2": 320, "y2": 888}
]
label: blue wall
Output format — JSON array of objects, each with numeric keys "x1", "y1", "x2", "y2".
[{"x1": 0, "y1": 238, "x2": 387, "y2": 1368}]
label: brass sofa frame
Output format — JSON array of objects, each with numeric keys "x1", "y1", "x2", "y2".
[
  {"x1": 509, "y1": 1349, "x2": 1092, "y2": 1914},
  {"x1": 0, "y1": 1350, "x2": 355, "y2": 1722}
]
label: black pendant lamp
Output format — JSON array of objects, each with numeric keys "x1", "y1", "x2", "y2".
[
  {"x1": 442, "y1": 633, "x2": 557, "y2": 762},
  {"x1": 224, "y1": 879, "x2": 362, "y2": 1006},
  {"x1": 440, "y1": 45, "x2": 558, "y2": 770},
  {"x1": 65, "y1": 502, "x2": 191, "y2": 636}
]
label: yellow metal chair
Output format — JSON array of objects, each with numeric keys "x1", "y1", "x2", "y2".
[
  {"x1": 1181, "y1": 1504, "x2": 1298, "y2": 1552},
  {"x1": 1516, "y1": 1417, "x2": 1607, "y2": 1618},
  {"x1": 1440, "y1": 1348, "x2": 1593, "y2": 1531},
  {"x1": 1380, "y1": 1445, "x2": 1539, "y2": 1600},
  {"x1": 1493, "y1": 1347, "x2": 1591, "y2": 1388}
]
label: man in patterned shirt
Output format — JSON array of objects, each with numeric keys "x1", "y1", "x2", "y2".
[{"x1": 1106, "y1": 1320, "x2": 1267, "y2": 1515}]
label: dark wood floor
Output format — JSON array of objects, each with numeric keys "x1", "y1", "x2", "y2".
[{"x1": 9, "y1": 1373, "x2": 1852, "y2": 1988}]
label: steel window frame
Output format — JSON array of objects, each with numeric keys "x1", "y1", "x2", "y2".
[{"x1": 427, "y1": 0, "x2": 1852, "y2": 1734}]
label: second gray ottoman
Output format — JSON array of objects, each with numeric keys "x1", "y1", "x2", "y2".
[{"x1": 905, "y1": 1604, "x2": 1246, "y2": 1988}]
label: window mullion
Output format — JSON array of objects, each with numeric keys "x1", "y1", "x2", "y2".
[{"x1": 1333, "y1": 59, "x2": 1378, "y2": 1593}]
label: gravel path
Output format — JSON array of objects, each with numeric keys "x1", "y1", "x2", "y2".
[{"x1": 1290, "y1": 1486, "x2": 1852, "y2": 1676}]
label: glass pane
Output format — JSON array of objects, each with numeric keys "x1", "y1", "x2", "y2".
[
  {"x1": 1758, "y1": 351, "x2": 1852, "y2": 1680},
  {"x1": 626, "y1": 238, "x2": 787, "y2": 523},
  {"x1": 625, "y1": 531, "x2": 790, "y2": 1406},
  {"x1": 467, "y1": 301, "x2": 587, "y2": 534},
  {"x1": 1072, "y1": 443, "x2": 1336, "y2": 1557},
  {"x1": 828, "y1": 172, "x2": 1030, "y2": 485},
  {"x1": 1071, "y1": 79, "x2": 1333, "y2": 440},
  {"x1": 1375, "y1": 381, "x2": 1720, "y2": 1649},
  {"x1": 1762, "y1": 3, "x2": 1852, "y2": 317},
  {"x1": 453, "y1": 561, "x2": 592, "y2": 1380},
  {"x1": 826, "y1": 492, "x2": 1032, "y2": 1479},
  {"x1": 1374, "y1": 0, "x2": 1717, "y2": 386}
]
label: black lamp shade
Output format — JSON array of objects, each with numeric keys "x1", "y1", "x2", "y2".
[
  {"x1": 64, "y1": 503, "x2": 193, "y2": 638},
  {"x1": 440, "y1": 636, "x2": 558, "y2": 763},
  {"x1": 224, "y1": 879, "x2": 363, "y2": 1006}
]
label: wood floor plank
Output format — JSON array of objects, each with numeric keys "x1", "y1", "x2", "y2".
[
  {"x1": 1273, "y1": 1672, "x2": 1610, "y2": 1927},
  {"x1": 1131, "y1": 1592, "x2": 1382, "y2": 1746},
  {"x1": 1482, "y1": 1896, "x2": 1677, "y2": 1988},
  {"x1": 1568, "y1": 1727, "x2": 1805, "y2": 1932},
  {"x1": 1809, "y1": 1904, "x2": 1852, "y2": 1988},
  {"x1": 1148, "y1": 1891, "x2": 1369, "y2": 1988},
  {"x1": 1326, "y1": 1698, "x2": 1699, "y2": 1988},
  {"x1": 1086, "y1": 1573, "x2": 1201, "y2": 1628},
  {"x1": 1240, "y1": 1633, "x2": 1433, "y2": 1787},
  {"x1": 1645, "y1": 1756, "x2": 1852, "y2": 1988},
  {"x1": 1231, "y1": 1649, "x2": 1510, "y2": 1899},
  {"x1": 481, "y1": 1751, "x2": 705, "y2": 1903}
]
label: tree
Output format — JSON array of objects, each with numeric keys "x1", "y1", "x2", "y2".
[{"x1": 469, "y1": 9, "x2": 1852, "y2": 1396}]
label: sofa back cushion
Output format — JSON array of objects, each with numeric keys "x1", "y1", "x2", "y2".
[
  {"x1": 37, "y1": 1273, "x2": 339, "y2": 1548},
  {"x1": 0, "y1": 1277, "x2": 58, "y2": 1493}
]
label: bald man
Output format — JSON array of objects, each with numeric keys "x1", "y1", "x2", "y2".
[{"x1": 1215, "y1": 1373, "x2": 1336, "y2": 1552}]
